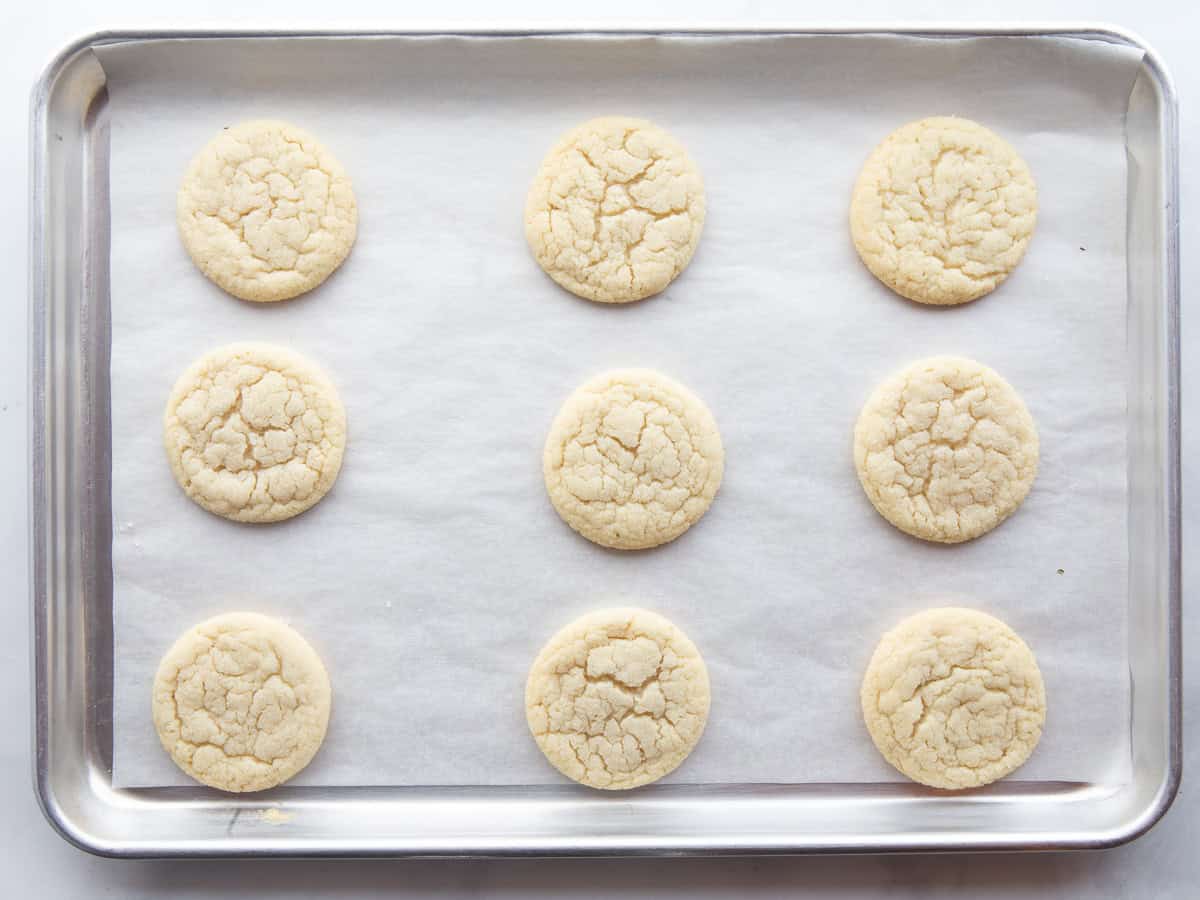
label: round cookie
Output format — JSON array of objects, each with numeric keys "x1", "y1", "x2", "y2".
[
  {"x1": 164, "y1": 343, "x2": 347, "y2": 523},
  {"x1": 526, "y1": 607, "x2": 711, "y2": 790},
  {"x1": 524, "y1": 116, "x2": 705, "y2": 303},
  {"x1": 152, "y1": 612, "x2": 332, "y2": 792},
  {"x1": 543, "y1": 369, "x2": 723, "y2": 550},
  {"x1": 861, "y1": 607, "x2": 1046, "y2": 789},
  {"x1": 850, "y1": 116, "x2": 1037, "y2": 305},
  {"x1": 854, "y1": 356, "x2": 1038, "y2": 543},
  {"x1": 177, "y1": 120, "x2": 358, "y2": 302}
]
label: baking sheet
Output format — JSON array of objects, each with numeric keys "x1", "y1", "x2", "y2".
[{"x1": 100, "y1": 34, "x2": 1140, "y2": 788}]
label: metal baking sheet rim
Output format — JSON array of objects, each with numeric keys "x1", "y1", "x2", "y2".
[{"x1": 28, "y1": 24, "x2": 1181, "y2": 858}]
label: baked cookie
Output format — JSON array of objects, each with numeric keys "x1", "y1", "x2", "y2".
[
  {"x1": 524, "y1": 116, "x2": 705, "y2": 303},
  {"x1": 177, "y1": 120, "x2": 357, "y2": 302},
  {"x1": 854, "y1": 356, "x2": 1038, "y2": 543},
  {"x1": 152, "y1": 612, "x2": 332, "y2": 792},
  {"x1": 861, "y1": 607, "x2": 1046, "y2": 789},
  {"x1": 543, "y1": 369, "x2": 723, "y2": 550},
  {"x1": 164, "y1": 343, "x2": 347, "y2": 523},
  {"x1": 850, "y1": 116, "x2": 1037, "y2": 305},
  {"x1": 526, "y1": 607, "x2": 710, "y2": 790}
]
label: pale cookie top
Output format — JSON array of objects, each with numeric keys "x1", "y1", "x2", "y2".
[
  {"x1": 526, "y1": 607, "x2": 710, "y2": 790},
  {"x1": 177, "y1": 120, "x2": 357, "y2": 302},
  {"x1": 854, "y1": 356, "x2": 1038, "y2": 543},
  {"x1": 850, "y1": 116, "x2": 1037, "y2": 305},
  {"x1": 543, "y1": 369, "x2": 724, "y2": 550},
  {"x1": 524, "y1": 116, "x2": 706, "y2": 303},
  {"x1": 861, "y1": 607, "x2": 1045, "y2": 789},
  {"x1": 164, "y1": 343, "x2": 347, "y2": 523},
  {"x1": 152, "y1": 612, "x2": 332, "y2": 793}
]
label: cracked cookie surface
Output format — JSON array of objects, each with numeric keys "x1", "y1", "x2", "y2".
[
  {"x1": 526, "y1": 608, "x2": 710, "y2": 790},
  {"x1": 164, "y1": 343, "x2": 347, "y2": 523},
  {"x1": 543, "y1": 369, "x2": 723, "y2": 550},
  {"x1": 850, "y1": 116, "x2": 1036, "y2": 305},
  {"x1": 524, "y1": 116, "x2": 705, "y2": 303},
  {"x1": 177, "y1": 120, "x2": 357, "y2": 302},
  {"x1": 854, "y1": 356, "x2": 1038, "y2": 543},
  {"x1": 152, "y1": 612, "x2": 332, "y2": 792},
  {"x1": 861, "y1": 607, "x2": 1045, "y2": 789}
]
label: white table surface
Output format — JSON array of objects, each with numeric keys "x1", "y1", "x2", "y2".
[{"x1": 1, "y1": 1, "x2": 1193, "y2": 896}]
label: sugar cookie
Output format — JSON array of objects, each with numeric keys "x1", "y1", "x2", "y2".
[
  {"x1": 164, "y1": 343, "x2": 347, "y2": 523},
  {"x1": 854, "y1": 356, "x2": 1037, "y2": 543},
  {"x1": 525, "y1": 116, "x2": 705, "y2": 303},
  {"x1": 543, "y1": 369, "x2": 723, "y2": 550},
  {"x1": 526, "y1": 607, "x2": 710, "y2": 790},
  {"x1": 177, "y1": 120, "x2": 357, "y2": 302},
  {"x1": 850, "y1": 116, "x2": 1036, "y2": 305},
  {"x1": 152, "y1": 612, "x2": 332, "y2": 792},
  {"x1": 861, "y1": 607, "x2": 1045, "y2": 789}
]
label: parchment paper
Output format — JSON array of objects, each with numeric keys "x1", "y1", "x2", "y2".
[{"x1": 100, "y1": 34, "x2": 1141, "y2": 788}]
